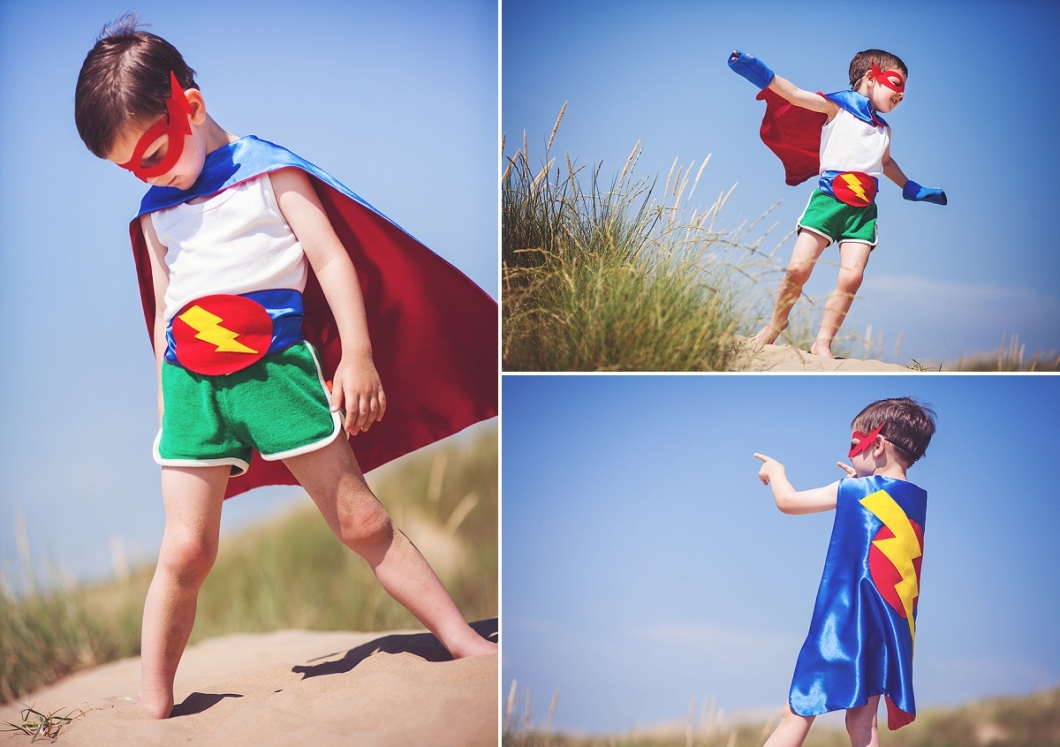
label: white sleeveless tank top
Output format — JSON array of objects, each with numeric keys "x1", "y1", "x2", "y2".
[
  {"x1": 819, "y1": 108, "x2": 890, "y2": 177},
  {"x1": 151, "y1": 174, "x2": 308, "y2": 321}
]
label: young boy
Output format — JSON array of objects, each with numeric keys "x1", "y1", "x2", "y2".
[
  {"x1": 754, "y1": 397, "x2": 936, "y2": 747},
  {"x1": 728, "y1": 49, "x2": 947, "y2": 358},
  {"x1": 74, "y1": 19, "x2": 497, "y2": 718}
]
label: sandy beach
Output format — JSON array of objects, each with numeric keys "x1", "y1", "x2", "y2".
[
  {"x1": 733, "y1": 337, "x2": 912, "y2": 372},
  {"x1": 0, "y1": 620, "x2": 497, "y2": 746}
]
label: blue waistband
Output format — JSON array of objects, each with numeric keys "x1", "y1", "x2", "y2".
[
  {"x1": 818, "y1": 170, "x2": 880, "y2": 204},
  {"x1": 165, "y1": 288, "x2": 304, "y2": 367}
]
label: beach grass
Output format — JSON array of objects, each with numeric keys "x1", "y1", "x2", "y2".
[
  {"x1": 503, "y1": 682, "x2": 1060, "y2": 747},
  {"x1": 941, "y1": 335, "x2": 1060, "y2": 372},
  {"x1": 0, "y1": 423, "x2": 497, "y2": 704},
  {"x1": 504, "y1": 110, "x2": 1059, "y2": 371},
  {"x1": 503, "y1": 105, "x2": 798, "y2": 372}
]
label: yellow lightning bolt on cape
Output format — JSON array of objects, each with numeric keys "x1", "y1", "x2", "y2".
[
  {"x1": 178, "y1": 305, "x2": 258, "y2": 354},
  {"x1": 861, "y1": 489, "x2": 922, "y2": 646}
]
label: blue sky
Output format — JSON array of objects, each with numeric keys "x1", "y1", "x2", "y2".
[
  {"x1": 0, "y1": 0, "x2": 497, "y2": 585},
  {"x1": 502, "y1": 0, "x2": 1060, "y2": 363},
  {"x1": 502, "y1": 375, "x2": 1060, "y2": 731}
]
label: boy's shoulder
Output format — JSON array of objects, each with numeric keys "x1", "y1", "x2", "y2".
[
  {"x1": 838, "y1": 475, "x2": 927, "y2": 528},
  {"x1": 824, "y1": 91, "x2": 889, "y2": 128},
  {"x1": 839, "y1": 474, "x2": 925, "y2": 494}
]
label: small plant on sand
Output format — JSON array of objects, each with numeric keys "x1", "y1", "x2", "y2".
[
  {"x1": 1, "y1": 703, "x2": 84, "y2": 742},
  {"x1": 504, "y1": 104, "x2": 791, "y2": 371}
]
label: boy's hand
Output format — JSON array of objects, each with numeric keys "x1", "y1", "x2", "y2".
[
  {"x1": 728, "y1": 50, "x2": 775, "y2": 89},
  {"x1": 330, "y1": 354, "x2": 386, "y2": 435},
  {"x1": 902, "y1": 180, "x2": 948, "y2": 205},
  {"x1": 754, "y1": 453, "x2": 786, "y2": 485},
  {"x1": 837, "y1": 462, "x2": 857, "y2": 478}
]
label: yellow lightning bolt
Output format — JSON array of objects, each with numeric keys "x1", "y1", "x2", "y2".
[
  {"x1": 840, "y1": 173, "x2": 870, "y2": 203},
  {"x1": 178, "y1": 305, "x2": 258, "y2": 354},
  {"x1": 860, "y1": 489, "x2": 921, "y2": 646}
]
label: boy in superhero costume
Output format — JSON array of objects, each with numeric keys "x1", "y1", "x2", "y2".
[
  {"x1": 729, "y1": 49, "x2": 947, "y2": 358},
  {"x1": 74, "y1": 18, "x2": 497, "y2": 718},
  {"x1": 754, "y1": 397, "x2": 937, "y2": 747}
]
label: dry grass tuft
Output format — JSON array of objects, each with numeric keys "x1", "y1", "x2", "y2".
[
  {"x1": 503, "y1": 106, "x2": 802, "y2": 372},
  {"x1": 503, "y1": 682, "x2": 1060, "y2": 747}
]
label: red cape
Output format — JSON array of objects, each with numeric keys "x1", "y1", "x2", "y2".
[
  {"x1": 756, "y1": 88, "x2": 827, "y2": 186},
  {"x1": 131, "y1": 137, "x2": 497, "y2": 498}
]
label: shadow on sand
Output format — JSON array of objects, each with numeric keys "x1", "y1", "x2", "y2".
[{"x1": 293, "y1": 618, "x2": 498, "y2": 680}]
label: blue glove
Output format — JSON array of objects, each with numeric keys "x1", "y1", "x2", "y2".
[
  {"x1": 903, "y1": 180, "x2": 948, "y2": 205},
  {"x1": 728, "y1": 49, "x2": 775, "y2": 90}
]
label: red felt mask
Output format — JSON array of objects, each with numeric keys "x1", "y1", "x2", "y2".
[
  {"x1": 119, "y1": 71, "x2": 193, "y2": 182},
  {"x1": 870, "y1": 63, "x2": 905, "y2": 93},
  {"x1": 849, "y1": 422, "x2": 887, "y2": 458}
]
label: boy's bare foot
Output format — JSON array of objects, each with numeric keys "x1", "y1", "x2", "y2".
[
  {"x1": 446, "y1": 630, "x2": 499, "y2": 658},
  {"x1": 137, "y1": 691, "x2": 174, "y2": 720},
  {"x1": 810, "y1": 340, "x2": 835, "y2": 359},
  {"x1": 748, "y1": 321, "x2": 787, "y2": 348}
]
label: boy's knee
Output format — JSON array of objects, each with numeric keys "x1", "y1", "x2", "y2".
[
  {"x1": 160, "y1": 533, "x2": 217, "y2": 584},
  {"x1": 836, "y1": 266, "x2": 865, "y2": 293},
  {"x1": 784, "y1": 263, "x2": 813, "y2": 286},
  {"x1": 337, "y1": 496, "x2": 394, "y2": 550}
]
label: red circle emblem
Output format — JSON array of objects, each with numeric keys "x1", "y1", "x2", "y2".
[
  {"x1": 831, "y1": 171, "x2": 878, "y2": 207},
  {"x1": 172, "y1": 294, "x2": 273, "y2": 375},
  {"x1": 868, "y1": 519, "x2": 924, "y2": 618}
]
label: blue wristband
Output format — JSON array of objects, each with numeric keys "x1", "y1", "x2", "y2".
[
  {"x1": 903, "y1": 180, "x2": 948, "y2": 205},
  {"x1": 728, "y1": 50, "x2": 775, "y2": 90}
]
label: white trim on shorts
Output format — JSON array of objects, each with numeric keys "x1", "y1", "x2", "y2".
[
  {"x1": 795, "y1": 190, "x2": 879, "y2": 249},
  {"x1": 152, "y1": 341, "x2": 344, "y2": 475},
  {"x1": 153, "y1": 429, "x2": 252, "y2": 476}
]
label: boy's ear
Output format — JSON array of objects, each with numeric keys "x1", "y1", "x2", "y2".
[{"x1": 185, "y1": 89, "x2": 208, "y2": 126}]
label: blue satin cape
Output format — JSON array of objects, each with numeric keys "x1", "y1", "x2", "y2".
[{"x1": 789, "y1": 475, "x2": 926, "y2": 730}]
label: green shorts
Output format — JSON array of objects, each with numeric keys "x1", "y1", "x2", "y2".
[
  {"x1": 797, "y1": 189, "x2": 879, "y2": 247},
  {"x1": 154, "y1": 340, "x2": 342, "y2": 476}
]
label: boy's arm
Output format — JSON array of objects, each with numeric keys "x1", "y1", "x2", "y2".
[
  {"x1": 884, "y1": 145, "x2": 948, "y2": 205},
  {"x1": 140, "y1": 214, "x2": 170, "y2": 426},
  {"x1": 882, "y1": 145, "x2": 910, "y2": 188},
  {"x1": 728, "y1": 50, "x2": 839, "y2": 119},
  {"x1": 754, "y1": 453, "x2": 847, "y2": 515},
  {"x1": 269, "y1": 167, "x2": 385, "y2": 434}
]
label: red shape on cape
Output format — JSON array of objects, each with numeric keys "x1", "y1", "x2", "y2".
[
  {"x1": 869, "y1": 518, "x2": 923, "y2": 731},
  {"x1": 755, "y1": 88, "x2": 827, "y2": 186},
  {"x1": 867, "y1": 519, "x2": 924, "y2": 619},
  {"x1": 131, "y1": 173, "x2": 498, "y2": 499}
]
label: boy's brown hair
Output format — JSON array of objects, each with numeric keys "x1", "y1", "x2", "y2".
[
  {"x1": 852, "y1": 397, "x2": 936, "y2": 466},
  {"x1": 75, "y1": 14, "x2": 197, "y2": 159},
  {"x1": 848, "y1": 48, "x2": 908, "y2": 89}
]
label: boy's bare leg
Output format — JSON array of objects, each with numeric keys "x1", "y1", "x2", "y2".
[
  {"x1": 761, "y1": 702, "x2": 814, "y2": 747},
  {"x1": 284, "y1": 437, "x2": 497, "y2": 658},
  {"x1": 845, "y1": 696, "x2": 880, "y2": 747},
  {"x1": 139, "y1": 465, "x2": 229, "y2": 718},
  {"x1": 810, "y1": 241, "x2": 871, "y2": 358},
  {"x1": 749, "y1": 230, "x2": 830, "y2": 347}
]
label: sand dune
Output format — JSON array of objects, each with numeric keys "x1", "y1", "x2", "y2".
[
  {"x1": 733, "y1": 337, "x2": 911, "y2": 372},
  {"x1": 0, "y1": 619, "x2": 497, "y2": 746}
]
